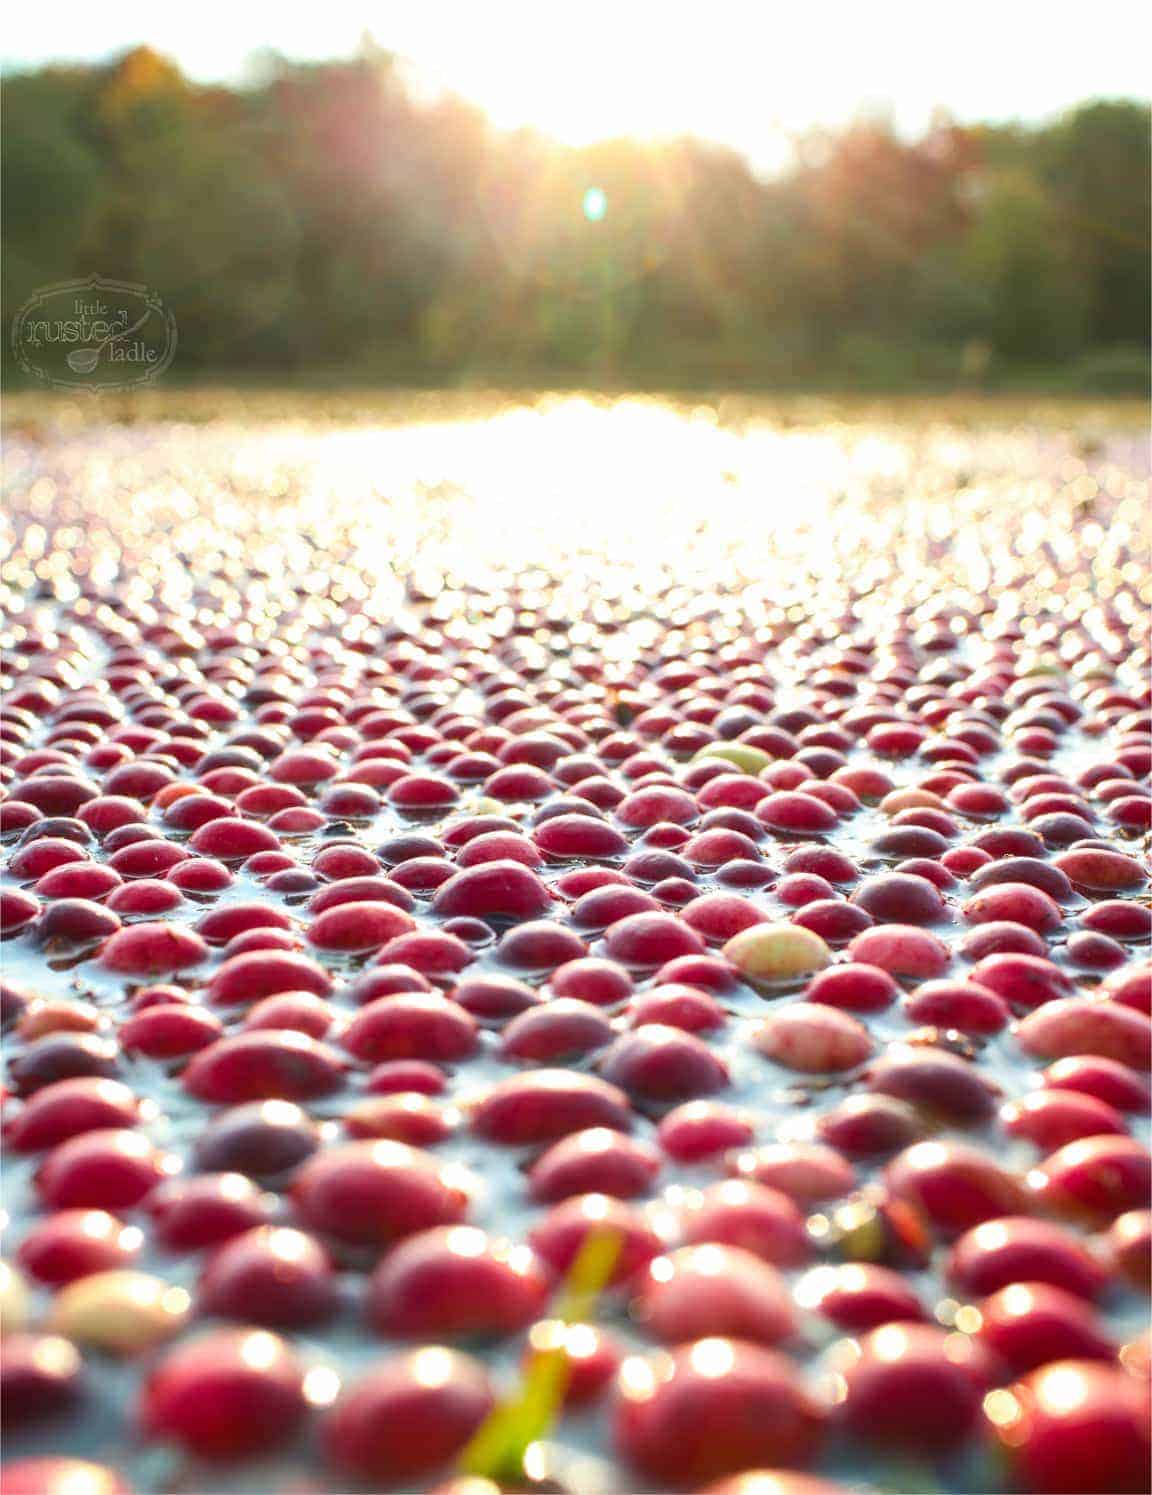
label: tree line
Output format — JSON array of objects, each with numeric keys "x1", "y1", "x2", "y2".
[{"x1": 3, "y1": 45, "x2": 1149, "y2": 390}]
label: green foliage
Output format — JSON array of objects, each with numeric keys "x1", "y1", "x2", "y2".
[
  {"x1": 458, "y1": 1226, "x2": 622, "y2": 1485},
  {"x1": 2, "y1": 45, "x2": 1148, "y2": 387}
]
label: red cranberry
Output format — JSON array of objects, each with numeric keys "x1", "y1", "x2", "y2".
[
  {"x1": 799, "y1": 1261, "x2": 926, "y2": 1331},
  {"x1": 470, "y1": 1069, "x2": 633, "y2": 1144},
  {"x1": 6, "y1": 1077, "x2": 138, "y2": 1150},
  {"x1": 197, "y1": 1225, "x2": 336, "y2": 1327},
  {"x1": 366, "y1": 1224, "x2": 549, "y2": 1337},
  {"x1": 140, "y1": 1327, "x2": 307, "y2": 1459},
  {"x1": 343, "y1": 994, "x2": 478, "y2": 1063},
  {"x1": 193, "y1": 1101, "x2": 321, "y2": 1178},
  {"x1": 947, "y1": 1216, "x2": 1108, "y2": 1300},
  {"x1": 37, "y1": 1129, "x2": 176, "y2": 1210},
  {"x1": 293, "y1": 1140, "x2": 471, "y2": 1245},
  {"x1": 833, "y1": 1322, "x2": 991, "y2": 1451},
  {"x1": 2, "y1": 1332, "x2": 83, "y2": 1426},
  {"x1": 147, "y1": 1173, "x2": 275, "y2": 1250},
  {"x1": 679, "y1": 1179, "x2": 810, "y2": 1267},
  {"x1": 182, "y1": 1031, "x2": 345, "y2": 1103},
  {"x1": 17, "y1": 1209, "x2": 142, "y2": 1285},
  {"x1": 989, "y1": 1359, "x2": 1151, "y2": 1494},
  {"x1": 613, "y1": 1339, "x2": 826, "y2": 1487},
  {"x1": 885, "y1": 1140, "x2": 1029, "y2": 1234},
  {"x1": 975, "y1": 1282, "x2": 1114, "y2": 1373},
  {"x1": 322, "y1": 1348, "x2": 494, "y2": 1483}
]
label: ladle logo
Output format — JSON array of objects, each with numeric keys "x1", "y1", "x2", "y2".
[{"x1": 11, "y1": 274, "x2": 177, "y2": 390}]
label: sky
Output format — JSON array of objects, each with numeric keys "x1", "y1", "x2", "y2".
[{"x1": 4, "y1": 0, "x2": 1149, "y2": 172}]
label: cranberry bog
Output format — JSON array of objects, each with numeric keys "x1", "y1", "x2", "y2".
[{"x1": 1, "y1": 393, "x2": 1149, "y2": 1495}]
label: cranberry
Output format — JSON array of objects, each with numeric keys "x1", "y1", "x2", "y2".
[
  {"x1": 37, "y1": 1129, "x2": 176, "y2": 1210},
  {"x1": 17, "y1": 1209, "x2": 142, "y2": 1285},
  {"x1": 470, "y1": 1069, "x2": 633, "y2": 1143},
  {"x1": 947, "y1": 1216, "x2": 1108, "y2": 1300},
  {"x1": 885, "y1": 1140, "x2": 1029, "y2": 1234},
  {"x1": 140, "y1": 1327, "x2": 307, "y2": 1459},
  {"x1": 798, "y1": 1261, "x2": 925, "y2": 1330},
  {"x1": 989, "y1": 1360, "x2": 1151, "y2": 1493},
  {"x1": 729, "y1": 1143, "x2": 856, "y2": 1204},
  {"x1": 197, "y1": 1225, "x2": 336, "y2": 1327},
  {"x1": 366, "y1": 1224, "x2": 549, "y2": 1337},
  {"x1": 6, "y1": 1078, "x2": 139, "y2": 1150},
  {"x1": 322, "y1": 1348, "x2": 494, "y2": 1483},
  {"x1": 182, "y1": 1031, "x2": 345, "y2": 1103},
  {"x1": 833, "y1": 1322, "x2": 991, "y2": 1451},
  {"x1": 147, "y1": 1173, "x2": 275, "y2": 1250},
  {"x1": 193, "y1": 1100, "x2": 321, "y2": 1178},
  {"x1": 613, "y1": 1339, "x2": 826, "y2": 1487},
  {"x1": 343, "y1": 994, "x2": 478, "y2": 1063},
  {"x1": 975, "y1": 1282, "x2": 1115, "y2": 1373},
  {"x1": 1, "y1": 1332, "x2": 83, "y2": 1426},
  {"x1": 679, "y1": 1180, "x2": 810, "y2": 1267},
  {"x1": 293, "y1": 1140, "x2": 471, "y2": 1245}
]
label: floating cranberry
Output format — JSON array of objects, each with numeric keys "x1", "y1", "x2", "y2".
[
  {"x1": 206, "y1": 949, "x2": 333, "y2": 1006},
  {"x1": 1017, "y1": 999, "x2": 1152, "y2": 1068},
  {"x1": 343, "y1": 994, "x2": 477, "y2": 1063},
  {"x1": 147, "y1": 1172, "x2": 275, "y2": 1251},
  {"x1": 550, "y1": 956, "x2": 634, "y2": 1006},
  {"x1": 6, "y1": 1077, "x2": 138, "y2": 1150},
  {"x1": 1002, "y1": 1089, "x2": 1127, "y2": 1151},
  {"x1": 140, "y1": 1327, "x2": 307, "y2": 1459},
  {"x1": 307, "y1": 900, "x2": 415, "y2": 951},
  {"x1": 322, "y1": 1348, "x2": 494, "y2": 1483},
  {"x1": 658, "y1": 1100, "x2": 756, "y2": 1161},
  {"x1": 119, "y1": 1004, "x2": 223, "y2": 1058},
  {"x1": 729, "y1": 1143, "x2": 856, "y2": 1204},
  {"x1": 37, "y1": 1129, "x2": 176, "y2": 1210},
  {"x1": 600, "y1": 1025, "x2": 729, "y2": 1102},
  {"x1": 976, "y1": 1282, "x2": 1114, "y2": 1373},
  {"x1": 530, "y1": 1127, "x2": 661, "y2": 1202},
  {"x1": 680, "y1": 1181, "x2": 810, "y2": 1267},
  {"x1": 815, "y1": 1094, "x2": 923, "y2": 1158},
  {"x1": 753, "y1": 1004, "x2": 872, "y2": 1073},
  {"x1": 1, "y1": 1332, "x2": 83, "y2": 1426},
  {"x1": 17, "y1": 1210, "x2": 142, "y2": 1286},
  {"x1": 637, "y1": 1243, "x2": 797, "y2": 1346},
  {"x1": 193, "y1": 1100, "x2": 320, "y2": 1178},
  {"x1": 0, "y1": 1460, "x2": 131, "y2": 1495},
  {"x1": 197, "y1": 1225, "x2": 336, "y2": 1327},
  {"x1": 293, "y1": 1140, "x2": 471, "y2": 1245},
  {"x1": 867, "y1": 1045, "x2": 998, "y2": 1124},
  {"x1": 182, "y1": 1031, "x2": 344, "y2": 1103},
  {"x1": 431, "y1": 860, "x2": 551, "y2": 920},
  {"x1": 470, "y1": 1069, "x2": 632, "y2": 1144},
  {"x1": 529, "y1": 1194, "x2": 663, "y2": 1285},
  {"x1": 885, "y1": 1140, "x2": 1029, "y2": 1234},
  {"x1": 989, "y1": 1359, "x2": 1151, "y2": 1494},
  {"x1": 98, "y1": 922, "x2": 208, "y2": 976},
  {"x1": 845, "y1": 924, "x2": 951, "y2": 978},
  {"x1": 1038, "y1": 1134, "x2": 1151, "y2": 1221},
  {"x1": 613, "y1": 1339, "x2": 826, "y2": 1487},
  {"x1": 947, "y1": 1216, "x2": 1108, "y2": 1300},
  {"x1": 366, "y1": 1225, "x2": 549, "y2": 1338},
  {"x1": 805, "y1": 962, "x2": 899, "y2": 1012},
  {"x1": 1042, "y1": 1055, "x2": 1151, "y2": 1114},
  {"x1": 833, "y1": 1322, "x2": 991, "y2": 1451},
  {"x1": 799, "y1": 1261, "x2": 926, "y2": 1331}
]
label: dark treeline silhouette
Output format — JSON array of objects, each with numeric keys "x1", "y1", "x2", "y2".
[{"x1": 3, "y1": 45, "x2": 1149, "y2": 390}]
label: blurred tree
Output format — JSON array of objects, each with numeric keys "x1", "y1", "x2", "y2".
[
  {"x1": 1040, "y1": 101, "x2": 1150, "y2": 347},
  {"x1": 2, "y1": 49, "x2": 1148, "y2": 388}
]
